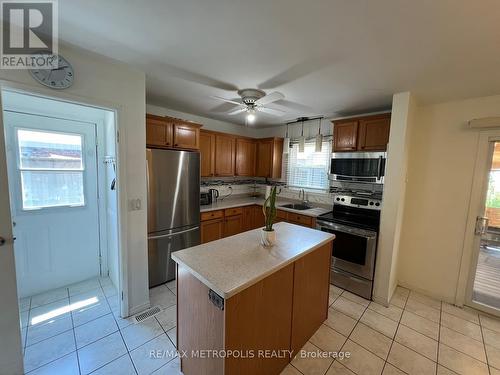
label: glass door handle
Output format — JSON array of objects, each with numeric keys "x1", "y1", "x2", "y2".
[{"x1": 475, "y1": 216, "x2": 489, "y2": 235}]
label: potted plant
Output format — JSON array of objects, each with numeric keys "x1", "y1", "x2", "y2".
[{"x1": 261, "y1": 186, "x2": 278, "y2": 247}]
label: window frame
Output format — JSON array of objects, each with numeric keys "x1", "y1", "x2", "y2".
[
  {"x1": 13, "y1": 126, "x2": 88, "y2": 211},
  {"x1": 285, "y1": 139, "x2": 332, "y2": 191}
]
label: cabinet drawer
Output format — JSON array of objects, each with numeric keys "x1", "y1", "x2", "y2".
[
  {"x1": 225, "y1": 207, "x2": 243, "y2": 217},
  {"x1": 276, "y1": 209, "x2": 288, "y2": 219},
  {"x1": 287, "y1": 213, "x2": 313, "y2": 227},
  {"x1": 201, "y1": 210, "x2": 224, "y2": 221}
]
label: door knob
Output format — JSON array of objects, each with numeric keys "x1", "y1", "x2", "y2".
[{"x1": 0, "y1": 236, "x2": 15, "y2": 246}]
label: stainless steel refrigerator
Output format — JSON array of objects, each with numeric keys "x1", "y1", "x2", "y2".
[{"x1": 147, "y1": 148, "x2": 200, "y2": 287}]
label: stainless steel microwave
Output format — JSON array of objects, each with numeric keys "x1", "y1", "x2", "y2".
[{"x1": 329, "y1": 152, "x2": 386, "y2": 184}]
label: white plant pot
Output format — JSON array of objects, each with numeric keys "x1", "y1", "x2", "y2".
[{"x1": 260, "y1": 229, "x2": 276, "y2": 247}]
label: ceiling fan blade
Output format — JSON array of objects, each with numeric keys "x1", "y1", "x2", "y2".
[
  {"x1": 211, "y1": 95, "x2": 244, "y2": 106},
  {"x1": 254, "y1": 91, "x2": 285, "y2": 106},
  {"x1": 256, "y1": 106, "x2": 286, "y2": 117},
  {"x1": 227, "y1": 107, "x2": 248, "y2": 115}
]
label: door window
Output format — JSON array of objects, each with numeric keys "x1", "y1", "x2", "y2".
[{"x1": 16, "y1": 129, "x2": 85, "y2": 209}]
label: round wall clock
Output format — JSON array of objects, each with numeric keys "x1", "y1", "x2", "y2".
[{"x1": 29, "y1": 55, "x2": 74, "y2": 89}]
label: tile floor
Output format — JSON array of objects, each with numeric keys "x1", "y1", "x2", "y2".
[
  {"x1": 18, "y1": 277, "x2": 180, "y2": 375},
  {"x1": 18, "y1": 279, "x2": 500, "y2": 375},
  {"x1": 282, "y1": 285, "x2": 500, "y2": 375}
]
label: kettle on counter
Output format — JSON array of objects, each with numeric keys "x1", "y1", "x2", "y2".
[{"x1": 208, "y1": 188, "x2": 219, "y2": 203}]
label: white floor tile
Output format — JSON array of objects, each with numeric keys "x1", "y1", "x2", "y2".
[
  {"x1": 350, "y1": 322, "x2": 392, "y2": 360},
  {"x1": 149, "y1": 286, "x2": 176, "y2": 310},
  {"x1": 291, "y1": 341, "x2": 333, "y2": 375},
  {"x1": 90, "y1": 353, "x2": 137, "y2": 375},
  {"x1": 29, "y1": 298, "x2": 70, "y2": 326},
  {"x1": 340, "y1": 339, "x2": 385, "y2": 375},
  {"x1": 20, "y1": 310, "x2": 29, "y2": 328},
  {"x1": 102, "y1": 284, "x2": 117, "y2": 298},
  {"x1": 395, "y1": 324, "x2": 438, "y2": 361},
  {"x1": 77, "y1": 331, "x2": 127, "y2": 375},
  {"x1": 442, "y1": 303, "x2": 479, "y2": 324},
  {"x1": 438, "y1": 344, "x2": 489, "y2": 375},
  {"x1": 441, "y1": 312, "x2": 482, "y2": 341},
  {"x1": 387, "y1": 341, "x2": 436, "y2": 375},
  {"x1": 23, "y1": 330, "x2": 75, "y2": 373},
  {"x1": 166, "y1": 327, "x2": 176, "y2": 347},
  {"x1": 113, "y1": 310, "x2": 135, "y2": 330},
  {"x1": 151, "y1": 356, "x2": 182, "y2": 375},
  {"x1": 30, "y1": 287, "x2": 69, "y2": 309},
  {"x1": 331, "y1": 296, "x2": 366, "y2": 320},
  {"x1": 74, "y1": 313, "x2": 118, "y2": 348},
  {"x1": 156, "y1": 305, "x2": 176, "y2": 332},
  {"x1": 71, "y1": 295, "x2": 111, "y2": 327},
  {"x1": 121, "y1": 317, "x2": 164, "y2": 351},
  {"x1": 405, "y1": 299, "x2": 440, "y2": 323},
  {"x1": 360, "y1": 309, "x2": 398, "y2": 339},
  {"x1": 480, "y1": 314, "x2": 500, "y2": 334},
  {"x1": 26, "y1": 315, "x2": 73, "y2": 347},
  {"x1": 440, "y1": 326, "x2": 486, "y2": 363},
  {"x1": 130, "y1": 334, "x2": 176, "y2": 375},
  {"x1": 368, "y1": 302, "x2": 403, "y2": 322},
  {"x1": 26, "y1": 352, "x2": 79, "y2": 375},
  {"x1": 326, "y1": 360, "x2": 356, "y2": 374},
  {"x1": 309, "y1": 324, "x2": 347, "y2": 353},
  {"x1": 324, "y1": 308, "x2": 357, "y2": 337},
  {"x1": 400, "y1": 310, "x2": 439, "y2": 340},
  {"x1": 342, "y1": 291, "x2": 370, "y2": 307},
  {"x1": 68, "y1": 278, "x2": 102, "y2": 296},
  {"x1": 19, "y1": 297, "x2": 31, "y2": 312}
]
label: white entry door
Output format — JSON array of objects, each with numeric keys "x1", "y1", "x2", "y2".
[{"x1": 4, "y1": 111, "x2": 100, "y2": 298}]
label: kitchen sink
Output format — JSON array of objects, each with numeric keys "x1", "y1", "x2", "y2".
[{"x1": 280, "y1": 203, "x2": 313, "y2": 210}]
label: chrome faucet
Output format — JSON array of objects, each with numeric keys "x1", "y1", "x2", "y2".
[{"x1": 299, "y1": 189, "x2": 310, "y2": 206}]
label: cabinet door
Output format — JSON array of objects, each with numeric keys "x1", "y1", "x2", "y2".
[
  {"x1": 242, "y1": 206, "x2": 255, "y2": 232},
  {"x1": 357, "y1": 116, "x2": 391, "y2": 151},
  {"x1": 173, "y1": 123, "x2": 200, "y2": 150},
  {"x1": 235, "y1": 138, "x2": 256, "y2": 176},
  {"x1": 200, "y1": 131, "x2": 215, "y2": 177},
  {"x1": 291, "y1": 243, "x2": 331, "y2": 354},
  {"x1": 287, "y1": 213, "x2": 314, "y2": 228},
  {"x1": 215, "y1": 134, "x2": 235, "y2": 176},
  {"x1": 253, "y1": 205, "x2": 265, "y2": 229},
  {"x1": 333, "y1": 121, "x2": 358, "y2": 152},
  {"x1": 146, "y1": 116, "x2": 168, "y2": 147},
  {"x1": 256, "y1": 140, "x2": 273, "y2": 177},
  {"x1": 224, "y1": 214, "x2": 243, "y2": 237},
  {"x1": 201, "y1": 218, "x2": 224, "y2": 244}
]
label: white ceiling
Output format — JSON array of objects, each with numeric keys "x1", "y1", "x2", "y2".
[{"x1": 58, "y1": 0, "x2": 500, "y2": 127}]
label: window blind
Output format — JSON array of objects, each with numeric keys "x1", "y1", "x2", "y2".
[{"x1": 284, "y1": 140, "x2": 331, "y2": 190}]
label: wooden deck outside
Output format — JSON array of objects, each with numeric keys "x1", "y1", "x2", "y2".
[{"x1": 472, "y1": 242, "x2": 500, "y2": 309}]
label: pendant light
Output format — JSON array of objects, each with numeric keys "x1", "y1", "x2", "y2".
[
  {"x1": 298, "y1": 119, "x2": 305, "y2": 153},
  {"x1": 315, "y1": 118, "x2": 323, "y2": 152},
  {"x1": 283, "y1": 123, "x2": 290, "y2": 154}
]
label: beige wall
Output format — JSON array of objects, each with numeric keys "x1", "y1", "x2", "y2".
[{"x1": 397, "y1": 94, "x2": 500, "y2": 302}]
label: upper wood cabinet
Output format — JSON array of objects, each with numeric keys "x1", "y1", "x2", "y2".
[
  {"x1": 146, "y1": 114, "x2": 172, "y2": 147},
  {"x1": 146, "y1": 114, "x2": 201, "y2": 150},
  {"x1": 332, "y1": 113, "x2": 391, "y2": 152},
  {"x1": 173, "y1": 122, "x2": 200, "y2": 149},
  {"x1": 333, "y1": 121, "x2": 358, "y2": 152},
  {"x1": 256, "y1": 138, "x2": 283, "y2": 178},
  {"x1": 214, "y1": 134, "x2": 235, "y2": 176},
  {"x1": 200, "y1": 130, "x2": 215, "y2": 177},
  {"x1": 235, "y1": 138, "x2": 256, "y2": 176},
  {"x1": 357, "y1": 116, "x2": 391, "y2": 151}
]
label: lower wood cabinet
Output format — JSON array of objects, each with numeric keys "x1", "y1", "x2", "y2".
[
  {"x1": 224, "y1": 214, "x2": 243, "y2": 237},
  {"x1": 200, "y1": 218, "x2": 224, "y2": 244},
  {"x1": 201, "y1": 205, "x2": 317, "y2": 244}
]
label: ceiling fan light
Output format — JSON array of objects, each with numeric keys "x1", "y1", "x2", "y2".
[{"x1": 246, "y1": 112, "x2": 256, "y2": 124}]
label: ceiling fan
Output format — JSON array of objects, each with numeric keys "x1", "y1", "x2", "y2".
[{"x1": 211, "y1": 89, "x2": 286, "y2": 124}]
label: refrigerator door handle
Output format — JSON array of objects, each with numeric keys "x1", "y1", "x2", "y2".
[{"x1": 148, "y1": 226, "x2": 200, "y2": 240}]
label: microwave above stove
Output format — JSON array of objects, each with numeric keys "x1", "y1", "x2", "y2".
[{"x1": 329, "y1": 151, "x2": 386, "y2": 184}]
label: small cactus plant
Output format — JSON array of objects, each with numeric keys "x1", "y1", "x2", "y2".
[{"x1": 262, "y1": 186, "x2": 278, "y2": 232}]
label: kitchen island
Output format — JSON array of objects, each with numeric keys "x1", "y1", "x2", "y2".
[{"x1": 172, "y1": 222, "x2": 335, "y2": 375}]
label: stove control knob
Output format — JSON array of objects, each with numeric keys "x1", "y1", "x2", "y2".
[
  {"x1": 336, "y1": 197, "x2": 340, "y2": 201},
  {"x1": 375, "y1": 202, "x2": 380, "y2": 207},
  {"x1": 369, "y1": 202, "x2": 374, "y2": 206},
  {"x1": 341, "y1": 198, "x2": 345, "y2": 202}
]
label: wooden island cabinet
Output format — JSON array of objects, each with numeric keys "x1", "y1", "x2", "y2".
[{"x1": 173, "y1": 223, "x2": 334, "y2": 375}]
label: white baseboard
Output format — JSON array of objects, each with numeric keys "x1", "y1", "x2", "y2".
[{"x1": 127, "y1": 301, "x2": 151, "y2": 317}]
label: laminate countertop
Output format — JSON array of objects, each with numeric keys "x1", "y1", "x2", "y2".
[
  {"x1": 171, "y1": 222, "x2": 335, "y2": 299},
  {"x1": 200, "y1": 196, "x2": 330, "y2": 217}
]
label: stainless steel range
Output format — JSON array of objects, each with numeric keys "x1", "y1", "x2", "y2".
[{"x1": 316, "y1": 190, "x2": 382, "y2": 299}]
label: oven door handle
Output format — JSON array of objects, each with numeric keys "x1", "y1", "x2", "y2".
[
  {"x1": 377, "y1": 156, "x2": 384, "y2": 180},
  {"x1": 317, "y1": 221, "x2": 377, "y2": 239}
]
